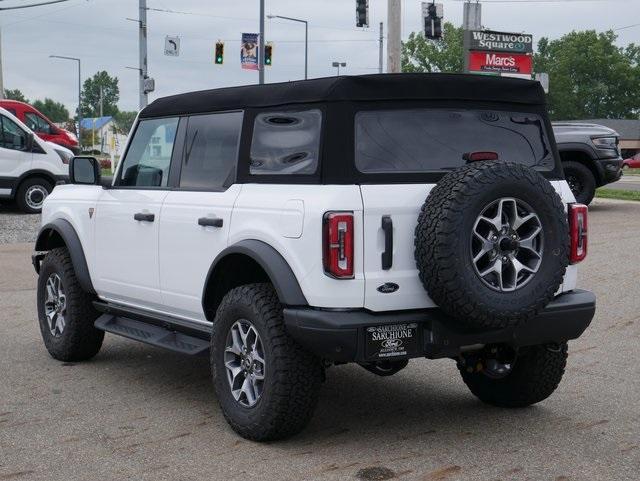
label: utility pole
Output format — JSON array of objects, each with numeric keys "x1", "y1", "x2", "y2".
[
  {"x1": 462, "y1": 1, "x2": 482, "y2": 73},
  {"x1": 378, "y1": 22, "x2": 384, "y2": 74},
  {"x1": 387, "y1": 0, "x2": 401, "y2": 73},
  {"x1": 259, "y1": 0, "x2": 265, "y2": 85},
  {"x1": 0, "y1": 26, "x2": 4, "y2": 99},
  {"x1": 139, "y1": 0, "x2": 148, "y2": 108}
]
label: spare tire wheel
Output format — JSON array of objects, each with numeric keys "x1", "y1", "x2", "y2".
[{"x1": 414, "y1": 160, "x2": 569, "y2": 330}]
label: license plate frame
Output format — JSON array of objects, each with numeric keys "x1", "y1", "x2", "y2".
[{"x1": 364, "y1": 323, "x2": 420, "y2": 360}]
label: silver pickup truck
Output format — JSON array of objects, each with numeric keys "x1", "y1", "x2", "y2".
[{"x1": 553, "y1": 122, "x2": 623, "y2": 204}]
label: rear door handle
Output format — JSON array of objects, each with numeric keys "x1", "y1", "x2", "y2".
[
  {"x1": 198, "y1": 216, "x2": 223, "y2": 228},
  {"x1": 381, "y1": 215, "x2": 393, "y2": 270},
  {"x1": 134, "y1": 212, "x2": 155, "y2": 222}
]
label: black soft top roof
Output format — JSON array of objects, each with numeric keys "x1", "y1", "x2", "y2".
[{"x1": 139, "y1": 73, "x2": 546, "y2": 118}]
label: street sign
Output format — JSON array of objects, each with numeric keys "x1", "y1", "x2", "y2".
[
  {"x1": 143, "y1": 77, "x2": 155, "y2": 94},
  {"x1": 241, "y1": 33, "x2": 260, "y2": 71},
  {"x1": 164, "y1": 35, "x2": 180, "y2": 57},
  {"x1": 466, "y1": 30, "x2": 533, "y2": 54}
]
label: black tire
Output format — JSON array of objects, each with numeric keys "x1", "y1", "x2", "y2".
[
  {"x1": 458, "y1": 343, "x2": 568, "y2": 407},
  {"x1": 16, "y1": 176, "x2": 53, "y2": 214},
  {"x1": 210, "y1": 283, "x2": 322, "y2": 441},
  {"x1": 563, "y1": 161, "x2": 596, "y2": 205},
  {"x1": 36, "y1": 247, "x2": 104, "y2": 361},
  {"x1": 415, "y1": 161, "x2": 569, "y2": 330}
]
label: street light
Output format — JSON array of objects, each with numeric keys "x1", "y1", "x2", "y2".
[
  {"x1": 267, "y1": 14, "x2": 308, "y2": 80},
  {"x1": 50, "y1": 55, "x2": 82, "y2": 150},
  {"x1": 332, "y1": 61, "x2": 347, "y2": 76}
]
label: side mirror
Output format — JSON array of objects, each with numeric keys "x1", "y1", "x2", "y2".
[{"x1": 69, "y1": 156, "x2": 101, "y2": 185}]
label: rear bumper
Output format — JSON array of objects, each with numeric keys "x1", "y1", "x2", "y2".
[{"x1": 284, "y1": 289, "x2": 596, "y2": 362}]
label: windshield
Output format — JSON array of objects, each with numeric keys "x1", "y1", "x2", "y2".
[{"x1": 355, "y1": 108, "x2": 553, "y2": 173}]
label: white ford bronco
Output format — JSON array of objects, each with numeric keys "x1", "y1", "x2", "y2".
[{"x1": 33, "y1": 74, "x2": 595, "y2": 441}]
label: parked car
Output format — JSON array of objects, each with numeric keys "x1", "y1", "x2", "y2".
[
  {"x1": 0, "y1": 100, "x2": 79, "y2": 154},
  {"x1": 623, "y1": 152, "x2": 640, "y2": 169},
  {"x1": 0, "y1": 107, "x2": 71, "y2": 213},
  {"x1": 552, "y1": 122, "x2": 623, "y2": 204},
  {"x1": 32, "y1": 74, "x2": 594, "y2": 441}
]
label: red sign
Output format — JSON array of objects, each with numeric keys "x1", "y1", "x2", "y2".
[{"x1": 468, "y1": 51, "x2": 533, "y2": 75}]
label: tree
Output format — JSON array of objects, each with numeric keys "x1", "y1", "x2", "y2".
[
  {"x1": 114, "y1": 110, "x2": 138, "y2": 134},
  {"x1": 534, "y1": 30, "x2": 640, "y2": 119},
  {"x1": 80, "y1": 71, "x2": 120, "y2": 118},
  {"x1": 32, "y1": 98, "x2": 70, "y2": 123},
  {"x1": 402, "y1": 23, "x2": 464, "y2": 73},
  {"x1": 5, "y1": 89, "x2": 28, "y2": 103}
]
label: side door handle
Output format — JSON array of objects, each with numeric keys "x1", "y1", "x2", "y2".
[
  {"x1": 198, "y1": 216, "x2": 223, "y2": 228},
  {"x1": 381, "y1": 215, "x2": 393, "y2": 270},
  {"x1": 134, "y1": 212, "x2": 155, "y2": 222}
]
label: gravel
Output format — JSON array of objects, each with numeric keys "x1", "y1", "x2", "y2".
[{"x1": 0, "y1": 203, "x2": 41, "y2": 244}]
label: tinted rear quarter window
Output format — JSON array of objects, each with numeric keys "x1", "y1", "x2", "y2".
[
  {"x1": 180, "y1": 112, "x2": 243, "y2": 190},
  {"x1": 355, "y1": 109, "x2": 553, "y2": 173},
  {"x1": 250, "y1": 109, "x2": 321, "y2": 175}
]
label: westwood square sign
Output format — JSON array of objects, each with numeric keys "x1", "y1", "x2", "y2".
[{"x1": 465, "y1": 30, "x2": 534, "y2": 78}]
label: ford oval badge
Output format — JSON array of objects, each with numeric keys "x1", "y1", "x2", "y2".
[{"x1": 377, "y1": 282, "x2": 399, "y2": 294}]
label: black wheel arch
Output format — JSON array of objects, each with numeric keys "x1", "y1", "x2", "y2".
[
  {"x1": 557, "y1": 143, "x2": 604, "y2": 186},
  {"x1": 202, "y1": 240, "x2": 308, "y2": 322},
  {"x1": 14, "y1": 169, "x2": 58, "y2": 198},
  {"x1": 34, "y1": 219, "x2": 95, "y2": 294}
]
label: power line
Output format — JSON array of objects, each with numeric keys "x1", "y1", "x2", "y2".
[{"x1": 0, "y1": 0, "x2": 70, "y2": 10}]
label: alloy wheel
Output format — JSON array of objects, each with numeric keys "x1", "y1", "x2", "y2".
[
  {"x1": 44, "y1": 273, "x2": 67, "y2": 337},
  {"x1": 224, "y1": 319, "x2": 266, "y2": 408}
]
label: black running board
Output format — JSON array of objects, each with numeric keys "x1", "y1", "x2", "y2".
[{"x1": 95, "y1": 314, "x2": 210, "y2": 355}]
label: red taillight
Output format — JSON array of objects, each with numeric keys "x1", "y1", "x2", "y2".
[
  {"x1": 464, "y1": 151, "x2": 499, "y2": 162},
  {"x1": 569, "y1": 203, "x2": 588, "y2": 264},
  {"x1": 323, "y1": 212, "x2": 354, "y2": 279}
]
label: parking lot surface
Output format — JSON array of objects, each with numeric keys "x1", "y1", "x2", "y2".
[{"x1": 0, "y1": 199, "x2": 638, "y2": 481}]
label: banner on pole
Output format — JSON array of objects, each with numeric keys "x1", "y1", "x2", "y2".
[{"x1": 241, "y1": 33, "x2": 259, "y2": 70}]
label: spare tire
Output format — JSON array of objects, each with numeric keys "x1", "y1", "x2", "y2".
[{"x1": 414, "y1": 161, "x2": 569, "y2": 330}]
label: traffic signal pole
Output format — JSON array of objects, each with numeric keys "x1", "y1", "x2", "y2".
[
  {"x1": 139, "y1": 0, "x2": 148, "y2": 108},
  {"x1": 259, "y1": 0, "x2": 265, "y2": 85},
  {"x1": 387, "y1": 0, "x2": 401, "y2": 73}
]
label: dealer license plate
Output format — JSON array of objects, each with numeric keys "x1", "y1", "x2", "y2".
[{"x1": 365, "y1": 323, "x2": 419, "y2": 360}]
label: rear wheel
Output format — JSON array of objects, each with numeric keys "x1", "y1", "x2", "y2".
[
  {"x1": 563, "y1": 161, "x2": 596, "y2": 205},
  {"x1": 16, "y1": 177, "x2": 53, "y2": 214},
  {"x1": 458, "y1": 343, "x2": 568, "y2": 407},
  {"x1": 210, "y1": 283, "x2": 322, "y2": 441}
]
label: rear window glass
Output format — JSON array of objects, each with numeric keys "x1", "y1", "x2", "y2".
[
  {"x1": 250, "y1": 109, "x2": 321, "y2": 175},
  {"x1": 355, "y1": 109, "x2": 553, "y2": 173}
]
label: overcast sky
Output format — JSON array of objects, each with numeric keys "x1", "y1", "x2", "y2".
[{"x1": 2, "y1": 0, "x2": 639, "y2": 114}]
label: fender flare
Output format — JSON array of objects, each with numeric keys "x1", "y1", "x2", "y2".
[
  {"x1": 203, "y1": 240, "x2": 308, "y2": 310},
  {"x1": 34, "y1": 219, "x2": 95, "y2": 294},
  {"x1": 557, "y1": 142, "x2": 604, "y2": 184}
]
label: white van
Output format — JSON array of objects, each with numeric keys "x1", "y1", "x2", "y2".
[{"x1": 0, "y1": 107, "x2": 71, "y2": 213}]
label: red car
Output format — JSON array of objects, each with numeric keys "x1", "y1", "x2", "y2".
[
  {"x1": 0, "y1": 100, "x2": 79, "y2": 154},
  {"x1": 623, "y1": 153, "x2": 640, "y2": 169}
]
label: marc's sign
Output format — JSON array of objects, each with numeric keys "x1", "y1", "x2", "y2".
[{"x1": 467, "y1": 30, "x2": 533, "y2": 54}]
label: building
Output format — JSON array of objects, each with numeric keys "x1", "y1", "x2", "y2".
[{"x1": 79, "y1": 116, "x2": 128, "y2": 157}]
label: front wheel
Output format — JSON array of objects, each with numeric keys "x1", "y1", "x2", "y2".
[
  {"x1": 16, "y1": 177, "x2": 53, "y2": 214},
  {"x1": 563, "y1": 161, "x2": 596, "y2": 205},
  {"x1": 210, "y1": 283, "x2": 323, "y2": 441},
  {"x1": 458, "y1": 343, "x2": 568, "y2": 408}
]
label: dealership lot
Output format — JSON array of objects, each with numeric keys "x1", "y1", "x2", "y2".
[{"x1": 0, "y1": 199, "x2": 638, "y2": 481}]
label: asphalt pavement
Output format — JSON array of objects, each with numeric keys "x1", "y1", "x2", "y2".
[{"x1": 0, "y1": 198, "x2": 639, "y2": 481}]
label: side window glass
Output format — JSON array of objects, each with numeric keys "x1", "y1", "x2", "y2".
[
  {"x1": 0, "y1": 116, "x2": 29, "y2": 151},
  {"x1": 118, "y1": 117, "x2": 179, "y2": 187},
  {"x1": 25, "y1": 113, "x2": 51, "y2": 134},
  {"x1": 250, "y1": 109, "x2": 321, "y2": 175},
  {"x1": 180, "y1": 112, "x2": 243, "y2": 190}
]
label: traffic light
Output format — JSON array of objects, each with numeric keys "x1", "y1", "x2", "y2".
[
  {"x1": 214, "y1": 41, "x2": 224, "y2": 64},
  {"x1": 422, "y1": 2, "x2": 443, "y2": 40},
  {"x1": 356, "y1": 0, "x2": 369, "y2": 28},
  {"x1": 264, "y1": 43, "x2": 273, "y2": 66}
]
